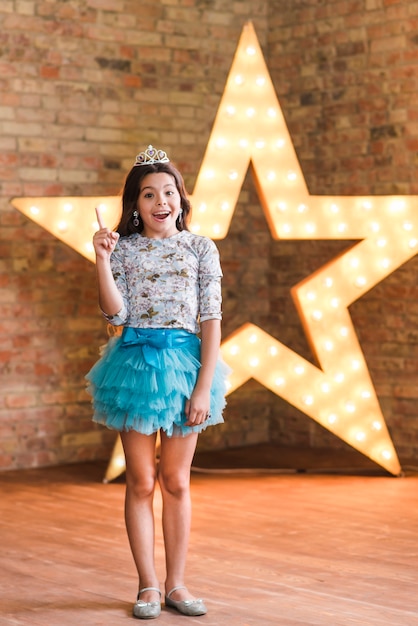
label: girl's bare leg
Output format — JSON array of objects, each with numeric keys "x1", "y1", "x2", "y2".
[
  {"x1": 158, "y1": 431, "x2": 199, "y2": 601},
  {"x1": 120, "y1": 430, "x2": 161, "y2": 603}
]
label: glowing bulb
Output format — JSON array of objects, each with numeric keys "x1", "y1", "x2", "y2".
[
  {"x1": 287, "y1": 171, "x2": 297, "y2": 181},
  {"x1": 277, "y1": 201, "x2": 287, "y2": 212},
  {"x1": 205, "y1": 170, "x2": 215, "y2": 179},
  {"x1": 57, "y1": 221, "x2": 68, "y2": 232},
  {"x1": 249, "y1": 357, "x2": 259, "y2": 367},
  {"x1": 328, "y1": 414, "x2": 337, "y2": 424},
  {"x1": 334, "y1": 372, "x2": 345, "y2": 383},
  {"x1": 249, "y1": 334, "x2": 258, "y2": 343},
  {"x1": 228, "y1": 170, "x2": 238, "y2": 180},
  {"x1": 246, "y1": 46, "x2": 256, "y2": 56},
  {"x1": 324, "y1": 340, "x2": 334, "y2": 351},
  {"x1": 390, "y1": 199, "x2": 405, "y2": 212},
  {"x1": 297, "y1": 203, "x2": 308, "y2": 213},
  {"x1": 276, "y1": 138, "x2": 285, "y2": 148},
  {"x1": 212, "y1": 224, "x2": 221, "y2": 234},
  {"x1": 403, "y1": 221, "x2": 413, "y2": 231},
  {"x1": 226, "y1": 105, "x2": 236, "y2": 116},
  {"x1": 408, "y1": 238, "x2": 418, "y2": 249},
  {"x1": 229, "y1": 345, "x2": 240, "y2": 355},
  {"x1": 340, "y1": 326, "x2": 349, "y2": 337},
  {"x1": 294, "y1": 365, "x2": 305, "y2": 375},
  {"x1": 235, "y1": 74, "x2": 244, "y2": 85},
  {"x1": 306, "y1": 291, "x2": 316, "y2": 301},
  {"x1": 363, "y1": 200, "x2": 373, "y2": 210},
  {"x1": 372, "y1": 420, "x2": 382, "y2": 430},
  {"x1": 355, "y1": 431, "x2": 366, "y2": 442},
  {"x1": 255, "y1": 140, "x2": 265, "y2": 149},
  {"x1": 330, "y1": 204, "x2": 339, "y2": 214},
  {"x1": 302, "y1": 394, "x2": 314, "y2": 406},
  {"x1": 330, "y1": 298, "x2": 340, "y2": 308},
  {"x1": 321, "y1": 382, "x2": 331, "y2": 393},
  {"x1": 198, "y1": 203, "x2": 207, "y2": 213},
  {"x1": 63, "y1": 203, "x2": 73, "y2": 213},
  {"x1": 312, "y1": 310, "x2": 323, "y2": 321},
  {"x1": 351, "y1": 359, "x2": 360, "y2": 370},
  {"x1": 30, "y1": 206, "x2": 40, "y2": 215},
  {"x1": 216, "y1": 137, "x2": 227, "y2": 148},
  {"x1": 323, "y1": 277, "x2": 333, "y2": 287},
  {"x1": 246, "y1": 107, "x2": 256, "y2": 117},
  {"x1": 275, "y1": 376, "x2": 285, "y2": 387},
  {"x1": 355, "y1": 276, "x2": 367, "y2": 287},
  {"x1": 381, "y1": 449, "x2": 392, "y2": 460},
  {"x1": 256, "y1": 76, "x2": 265, "y2": 86},
  {"x1": 345, "y1": 401, "x2": 356, "y2": 413},
  {"x1": 267, "y1": 171, "x2": 276, "y2": 181},
  {"x1": 267, "y1": 107, "x2": 277, "y2": 117},
  {"x1": 269, "y1": 346, "x2": 278, "y2": 356},
  {"x1": 220, "y1": 201, "x2": 229, "y2": 211},
  {"x1": 376, "y1": 238, "x2": 387, "y2": 247}
]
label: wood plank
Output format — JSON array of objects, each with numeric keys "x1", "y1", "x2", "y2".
[{"x1": 0, "y1": 463, "x2": 417, "y2": 625}]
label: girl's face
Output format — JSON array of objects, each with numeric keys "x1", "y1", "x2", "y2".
[{"x1": 137, "y1": 172, "x2": 182, "y2": 239}]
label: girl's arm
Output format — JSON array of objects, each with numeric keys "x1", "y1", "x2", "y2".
[
  {"x1": 185, "y1": 318, "x2": 221, "y2": 426},
  {"x1": 93, "y1": 207, "x2": 123, "y2": 316}
]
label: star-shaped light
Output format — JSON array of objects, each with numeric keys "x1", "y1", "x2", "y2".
[{"x1": 13, "y1": 22, "x2": 412, "y2": 477}]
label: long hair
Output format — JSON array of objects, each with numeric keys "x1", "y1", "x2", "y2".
[{"x1": 116, "y1": 162, "x2": 191, "y2": 237}]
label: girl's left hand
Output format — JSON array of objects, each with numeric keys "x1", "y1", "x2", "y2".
[{"x1": 184, "y1": 388, "x2": 210, "y2": 426}]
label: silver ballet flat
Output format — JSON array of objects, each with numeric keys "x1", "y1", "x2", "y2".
[
  {"x1": 133, "y1": 586, "x2": 161, "y2": 620},
  {"x1": 165, "y1": 585, "x2": 207, "y2": 616}
]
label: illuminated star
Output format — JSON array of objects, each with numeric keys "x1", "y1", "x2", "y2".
[{"x1": 13, "y1": 22, "x2": 412, "y2": 476}]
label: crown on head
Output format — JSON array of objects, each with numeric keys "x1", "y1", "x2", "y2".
[{"x1": 134, "y1": 145, "x2": 170, "y2": 166}]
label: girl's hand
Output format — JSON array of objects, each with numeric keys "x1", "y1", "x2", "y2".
[
  {"x1": 93, "y1": 206, "x2": 120, "y2": 260},
  {"x1": 184, "y1": 387, "x2": 211, "y2": 426}
]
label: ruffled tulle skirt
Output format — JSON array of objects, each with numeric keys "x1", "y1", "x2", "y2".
[{"x1": 85, "y1": 327, "x2": 230, "y2": 437}]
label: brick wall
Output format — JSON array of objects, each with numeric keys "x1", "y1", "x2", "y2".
[{"x1": 1, "y1": 0, "x2": 417, "y2": 470}]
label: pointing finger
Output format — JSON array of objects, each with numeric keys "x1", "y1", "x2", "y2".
[{"x1": 95, "y1": 205, "x2": 106, "y2": 229}]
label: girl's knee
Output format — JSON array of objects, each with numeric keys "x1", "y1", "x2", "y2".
[
  {"x1": 158, "y1": 468, "x2": 189, "y2": 498},
  {"x1": 126, "y1": 471, "x2": 156, "y2": 499}
]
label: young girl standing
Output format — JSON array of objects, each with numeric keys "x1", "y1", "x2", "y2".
[{"x1": 86, "y1": 146, "x2": 229, "y2": 619}]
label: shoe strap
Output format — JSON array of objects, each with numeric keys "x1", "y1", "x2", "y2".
[
  {"x1": 138, "y1": 587, "x2": 161, "y2": 596},
  {"x1": 166, "y1": 585, "x2": 187, "y2": 599}
]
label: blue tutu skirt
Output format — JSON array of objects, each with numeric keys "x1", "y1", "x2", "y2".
[{"x1": 86, "y1": 327, "x2": 230, "y2": 437}]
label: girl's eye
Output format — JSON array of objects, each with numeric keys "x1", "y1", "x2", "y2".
[
  {"x1": 144, "y1": 192, "x2": 153, "y2": 198},
  {"x1": 166, "y1": 190, "x2": 174, "y2": 196}
]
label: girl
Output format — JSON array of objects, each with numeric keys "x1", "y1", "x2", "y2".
[{"x1": 86, "y1": 146, "x2": 229, "y2": 619}]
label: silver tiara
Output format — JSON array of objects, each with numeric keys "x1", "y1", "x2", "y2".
[{"x1": 134, "y1": 145, "x2": 170, "y2": 166}]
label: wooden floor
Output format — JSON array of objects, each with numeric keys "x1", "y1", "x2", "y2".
[{"x1": 1, "y1": 461, "x2": 418, "y2": 626}]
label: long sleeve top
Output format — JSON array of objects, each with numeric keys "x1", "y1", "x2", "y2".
[{"x1": 103, "y1": 230, "x2": 223, "y2": 334}]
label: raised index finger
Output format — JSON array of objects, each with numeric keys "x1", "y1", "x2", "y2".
[{"x1": 95, "y1": 205, "x2": 106, "y2": 229}]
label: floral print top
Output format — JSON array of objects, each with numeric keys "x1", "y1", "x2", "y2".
[{"x1": 103, "y1": 230, "x2": 223, "y2": 334}]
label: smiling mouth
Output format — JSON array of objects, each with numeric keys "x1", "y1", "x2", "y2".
[{"x1": 153, "y1": 211, "x2": 170, "y2": 221}]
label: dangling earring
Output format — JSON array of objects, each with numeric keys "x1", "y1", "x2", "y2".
[{"x1": 132, "y1": 210, "x2": 140, "y2": 227}]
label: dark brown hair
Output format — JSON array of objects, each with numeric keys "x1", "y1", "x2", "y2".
[{"x1": 116, "y1": 162, "x2": 191, "y2": 237}]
